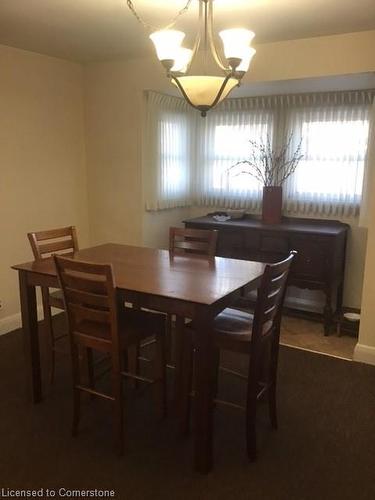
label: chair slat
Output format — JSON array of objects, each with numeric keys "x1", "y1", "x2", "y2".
[
  {"x1": 64, "y1": 288, "x2": 109, "y2": 309},
  {"x1": 38, "y1": 238, "x2": 74, "y2": 255},
  {"x1": 262, "y1": 304, "x2": 277, "y2": 324},
  {"x1": 34, "y1": 226, "x2": 76, "y2": 242},
  {"x1": 28, "y1": 226, "x2": 78, "y2": 260},
  {"x1": 254, "y1": 251, "x2": 297, "y2": 336},
  {"x1": 61, "y1": 273, "x2": 108, "y2": 295},
  {"x1": 174, "y1": 241, "x2": 210, "y2": 252},
  {"x1": 169, "y1": 227, "x2": 218, "y2": 257},
  {"x1": 69, "y1": 303, "x2": 110, "y2": 324}
]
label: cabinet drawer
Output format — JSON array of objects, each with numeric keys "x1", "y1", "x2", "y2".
[
  {"x1": 260, "y1": 233, "x2": 288, "y2": 253},
  {"x1": 290, "y1": 236, "x2": 331, "y2": 280}
]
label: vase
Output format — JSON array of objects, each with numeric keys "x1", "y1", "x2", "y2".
[{"x1": 262, "y1": 186, "x2": 282, "y2": 224}]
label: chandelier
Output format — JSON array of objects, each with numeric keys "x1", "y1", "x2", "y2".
[{"x1": 127, "y1": 0, "x2": 256, "y2": 117}]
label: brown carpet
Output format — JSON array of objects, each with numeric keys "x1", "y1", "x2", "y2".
[{"x1": 1, "y1": 317, "x2": 375, "y2": 500}]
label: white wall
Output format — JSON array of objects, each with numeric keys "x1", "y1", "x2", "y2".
[
  {"x1": 0, "y1": 45, "x2": 89, "y2": 333},
  {"x1": 84, "y1": 56, "x2": 188, "y2": 249}
]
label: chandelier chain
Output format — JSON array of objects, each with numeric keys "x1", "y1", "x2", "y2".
[{"x1": 126, "y1": 0, "x2": 194, "y2": 31}]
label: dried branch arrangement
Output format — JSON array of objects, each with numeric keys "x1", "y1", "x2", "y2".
[{"x1": 230, "y1": 134, "x2": 304, "y2": 187}]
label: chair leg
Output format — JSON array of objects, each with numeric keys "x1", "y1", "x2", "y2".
[
  {"x1": 246, "y1": 411, "x2": 257, "y2": 461},
  {"x1": 166, "y1": 314, "x2": 173, "y2": 364},
  {"x1": 154, "y1": 331, "x2": 167, "y2": 419},
  {"x1": 127, "y1": 343, "x2": 140, "y2": 389},
  {"x1": 246, "y1": 387, "x2": 258, "y2": 462},
  {"x1": 71, "y1": 344, "x2": 81, "y2": 437},
  {"x1": 86, "y1": 348, "x2": 95, "y2": 399},
  {"x1": 246, "y1": 353, "x2": 261, "y2": 462},
  {"x1": 178, "y1": 332, "x2": 193, "y2": 435},
  {"x1": 213, "y1": 348, "x2": 220, "y2": 400},
  {"x1": 268, "y1": 382, "x2": 278, "y2": 430},
  {"x1": 268, "y1": 337, "x2": 280, "y2": 430},
  {"x1": 112, "y1": 367, "x2": 124, "y2": 456},
  {"x1": 41, "y1": 287, "x2": 55, "y2": 385}
]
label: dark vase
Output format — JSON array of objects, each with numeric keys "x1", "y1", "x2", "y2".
[{"x1": 262, "y1": 186, "x2": 283, "y2": 224}]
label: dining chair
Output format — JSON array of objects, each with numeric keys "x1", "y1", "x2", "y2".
[
  {"x1": 27, "y1": 226, "x2": 79, "y2": 383},
  {"x1": 54, "y1": 255, "x2": 166, "y2": 456},
  {"x1": 169, "y1": 226, "x2": 218, "y2": 256},
  {"x1": 180, "y1": 250, "x2": 296, "y2": 461},
  {"x1": 135, "y1": 226, "x2": 219, "y2": 377}
]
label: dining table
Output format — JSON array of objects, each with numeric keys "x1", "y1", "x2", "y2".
[{"x1": 12, "y1": 243, "x2": 265, "y2": 474}]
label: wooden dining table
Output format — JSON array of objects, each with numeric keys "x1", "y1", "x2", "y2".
[{"x1": 12, "y1": 243, "x2": 265, "y2": 473}]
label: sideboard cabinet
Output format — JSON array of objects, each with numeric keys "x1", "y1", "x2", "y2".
[{"x1": 184, "y1": 215, "x2": 349, "y2": 335}]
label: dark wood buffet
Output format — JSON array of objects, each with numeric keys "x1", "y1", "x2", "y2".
[{"x1": 184, "y1": 214, "x2": 349, "y2": 335}]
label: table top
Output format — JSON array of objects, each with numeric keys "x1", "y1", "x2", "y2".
[
  {"x1": 184, "y1": 215, "x2": 349, "y2": 236},
  {"x1": 13, "y1": 243, "x2": 265, "y2": 306}
]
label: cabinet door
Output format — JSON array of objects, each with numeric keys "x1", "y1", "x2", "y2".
[
  {"x1": 217, "y1": 230, "x2": 245, "y2": 259},
  {"x1": 251, "y1": 232, "x2": 289, "y2": 263},
  {"x1": 289, "y1": 236, "x2": 331, "y2": 282}
]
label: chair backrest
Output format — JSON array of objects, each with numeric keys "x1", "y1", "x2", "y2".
[
  {"x1": 28, "y1": 226, "x2": 78, "y2": 260},
  {"x1": 252, "y1": 250, "x2": 297, "y2": 344},
  {"x1": 169, "y1": 227, "x2": 218, "y2": 257},
  {"x1": 54, "y1": 255, "x2": 119, "y2": 350}
]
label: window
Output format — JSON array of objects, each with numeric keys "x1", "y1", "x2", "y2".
[
  {"x1": 145, "y1": 90, "x2": 373, "y2": 216},
  {"x1": 285, "y1": 104, "x2": 371, "y2": 214},
  {"x1": 194, "y1": 111, "x2": 273, "y2": 209},
  {"x1": 144, "y1": 92, "x2": 193, "y2": 210},
  {"x1": 212, "y1": 122, "x2": 270, "y2": 191},
  {"x1": 296, "y1": 120, "x2": 369, "y2": 199},
  {"x1": 158, "y1": 112, "x2": 190, "y2": 202}
]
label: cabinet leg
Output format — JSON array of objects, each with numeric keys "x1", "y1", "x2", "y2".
[
  {"x1": 336, "y1": 282, "x2": 344, "y2": 337},
  {"x1": 323, "y1": 288, "x2": 333, "y2": 336},
  {"x1": 336, "y1": 282, "x2": 344, "y2": 315}
]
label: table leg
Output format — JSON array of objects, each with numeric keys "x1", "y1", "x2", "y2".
[
  {"x1": 173, "y1": 315, "x2": 185, "y2": 417},
  {"x1": 18, "y1": 270, "x2": 41, "y2": 403},
  {"x1": 174, "y1": 315, "x2": 193, "y2": 436},
  {"x1": 193, "y1": 311, "x2": 215, "y2": 474}
]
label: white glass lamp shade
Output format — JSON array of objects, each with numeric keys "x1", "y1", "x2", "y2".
[
  {"x1": 149, "y1": 30, "x2": 185, "y2": 62},
  {"x1": 237, "y1": 47, "x2": 256, "y2": 72},
  {"x1": 171, "y1": 76, "x2": 238, "y2": 108},
  {"x1": 171, "y1": 48, "x2": 193, "y2": 73},
  {"x1": 219, "y1": 29, "x2": 255, "y2": 59}
]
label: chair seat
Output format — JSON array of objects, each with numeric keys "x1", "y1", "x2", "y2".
[
  {"x1": 187, "y1": 308, "x2": 254, "y2": 347},
  {"x1": 214, "y1": 308, "x2": 254, "y2": 341},
  {"x1": 74, "y1": 307, "x2": 165, "y2": 350},
  {"x1": 188, "y1": 307, "x2": 273, "y2": 354},
  {"x1": 49, "y1": 289, "x2": 64, "y2": 309}
]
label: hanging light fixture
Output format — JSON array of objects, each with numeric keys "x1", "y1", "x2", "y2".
[{"x1": 127, "y1": 0, "x2": 256, "y2": 117}]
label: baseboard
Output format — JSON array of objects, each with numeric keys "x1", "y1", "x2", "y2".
[
  {"x1": 0, "y1": 312, "x2": 24, "y2": 336},
  {"x1": 0, "y1": 306, "x2": 58, "y2": 336},
  {"x1": 353, "y1": 343, "x2": 375, "y2": 366}
]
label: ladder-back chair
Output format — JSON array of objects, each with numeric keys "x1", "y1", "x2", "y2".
[
  {"x1": 54, "y1": 255, "x2": 166, "y2": 455},
  {"x1": 181, "y1": 250, "x2": 297, "y2": 461},
  {"x1": 27, "y1": 226, "x2": 79, "y2": 383}
]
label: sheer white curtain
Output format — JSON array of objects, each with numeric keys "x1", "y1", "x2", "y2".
[
  {"x1": 283, "y1": 91, "x2": 372, "y2": 216},
  {"x1": 194, "y1": 98, "x2": 274, "y2": 210},
  {"x1": 143, "y1": 91, "x2": 194, "y2": 210},
  {"x1": 359, "y1": 97, "x2": 375, "y2": 226},
  {"x1": 194, "y1": 91, "x2": 372, "y2": 215},
  {"x1": 144, "y1": 90, "x2": 373, "y2": 216}
]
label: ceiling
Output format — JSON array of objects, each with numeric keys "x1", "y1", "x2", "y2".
[{"x1": 0, "y1": 0, "x2": 375, "y2": 63}]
